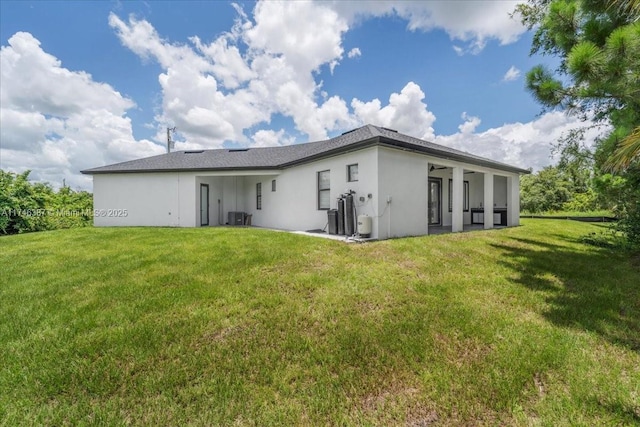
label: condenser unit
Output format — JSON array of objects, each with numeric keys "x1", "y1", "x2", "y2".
[{"x1": 228, "y1": 211, "x2": 245, "y2": 225}]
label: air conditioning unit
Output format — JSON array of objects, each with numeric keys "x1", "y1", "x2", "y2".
[{"x1": 228, "y1": 211, "x2": 245, "y2": 225}]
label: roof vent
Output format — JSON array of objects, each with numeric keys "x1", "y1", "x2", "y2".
[
  {"x1": 229, "y1": 148, "x2": 249, "y2": 152},
  {"x1": 380, "y1": 127, "x2": 398, "y2": 133},
  {"x1": 184, "y1": 150, "x2": 204, "y2": 154},
  {"x1": 341, "y1": 129, "x2": 358, "y2": 136}
]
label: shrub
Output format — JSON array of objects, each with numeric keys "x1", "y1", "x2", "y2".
[{"x1": 0, "y1": 170, "x2": 93, "y2": 234}]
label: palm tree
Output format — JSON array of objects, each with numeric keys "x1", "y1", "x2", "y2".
[
  {"x1": 605, "y1": 0, "x2": 640, "y2": 172},
  {"x1": 606, "y1": 127, "x2": 640, "y2": 172}
]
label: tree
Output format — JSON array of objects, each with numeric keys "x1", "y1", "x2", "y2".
[
  {"x1": 520, "y1": 166, "x2": 573, "y2": 213},
  {"x1": 515, "y1": 0, "x2": 640, "y2": 247},
  {"x1": 516, "y1": 1, "x2": 639, "y2": 122},
  {"x1": 552, "y1": 127, "x2": 594, "y2": 193}
]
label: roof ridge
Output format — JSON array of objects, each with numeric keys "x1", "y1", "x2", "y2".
[{"x1": 365, "y1": 124, "x2": 382, "y2": 137}]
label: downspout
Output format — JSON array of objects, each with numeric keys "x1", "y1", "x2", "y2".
[{"x1": 387, "y1": 196, "x2": 391, "y2": 238}]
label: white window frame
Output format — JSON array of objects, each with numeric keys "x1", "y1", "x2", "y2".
[
  {"x1": 256, "y1": 182, "x2": 262, "y2": 210},
  {"x1": 347, "y1": 164, "x2": 358, "y2": 182},
  {"x1": 317, "y1": 170, "x2": 330, "y2": 210}
]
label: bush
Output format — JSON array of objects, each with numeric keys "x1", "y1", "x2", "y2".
[
  {"x1": 0, "y1": 170, "x2": 93, "y2": 234},
  {"x1": 562, "y1": 188, "x2": 599, "y2": 212},
  {"x1": 618, "y1": 199, "x2": 640, "y2": 250}
]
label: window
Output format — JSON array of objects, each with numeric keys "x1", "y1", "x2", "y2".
[
  {"x1": 448, "y1": 179, "x2": 469, "y2": 212},
  {"x1": 317, "y1": 170, "x2": 330, "y2": 210},
  {"x1": 272, "y1": 179, "x2": 276, "y2": 192},
  {"x1": 256, "y1": 182, "x2": 262, "y2": 210},
  {"x1": 347, "y1": 164, "x2": 359, "y2": 182}
]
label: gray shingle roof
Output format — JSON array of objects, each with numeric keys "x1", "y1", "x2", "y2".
[{"x1": 81, "y1": 124, "x2": 529, "y2": 174}]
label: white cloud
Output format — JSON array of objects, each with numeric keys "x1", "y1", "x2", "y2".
[
  {"x1": 245, "y1": 1, "x2": 348, "y2": 75},
  {"x1": 251, "y1": 129, "x2": 295, "y2": 147},
  {"x1": 109, "y1": 13, "x2": 252, "y2": 146},
  {"x1": 107, "y1": 0, "x2": 527, "y2": 149},
  {"x1": 458, "y1": 112, "x2": 481, "y2": 134},
  {"x1": 347, "y1": 47, "x2": 361, "y2": 58},
  {"x1": 352, "y1": 82, "x2": 436, "y2": 140},
  {"x1": 0, "y1": 32, "x2": 162, "y2": 189},
  {"x1": 332, "y1": 1, "x2": 526, "y2": 54},
  {"x1": 192, "y1": 36, "x2": 255, "y2": 90},
  {"x1": 436, "y1": 111, "x2": 606, "y2": 172},
  {"x1": 109, "y1": 1, "x2": 354, "y2": 144},
  {"x1": 503, "y1": 65, "x2": 521, "y2": 82}
]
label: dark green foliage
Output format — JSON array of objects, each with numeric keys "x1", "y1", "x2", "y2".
[
  {"x1": 515, "y1": 0, "x2": 640, "y2": 247},
  {"x1": 615, "y1": 170, "x2": 640, "y2": 249},
  {"x1": 592, "y1": 173, "x2": 628, "y2": 215},
  {"x1": 521, "y1": 130, "x2": 602, "y2": 214},
  {"x1": 0, "y1": 170, "x2": 93, "y2": 234},
  {"x1": 521, "y1": 166, "x2": 573, "y2": 213},
  {"x1": 526, "y1": 65, "x2": 565, "y2": 108},
  {"x1": 567, "y1": 41, "x2": 603, "y2": 82}
]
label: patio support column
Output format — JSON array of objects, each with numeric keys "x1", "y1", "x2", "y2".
[
  {"x1": 507, "y1": 175, "x2": 520, "y2": 226},
  {"x1": 452, "y1": 166, "x2": 464, "y2": 232},
  {"x1": 483, "y1": 172, "x2": 494, "y2": 230}
]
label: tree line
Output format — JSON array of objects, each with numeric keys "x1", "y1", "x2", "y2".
[{"x1": 0, "y1": 170, "x2": 93, "y2": 235}]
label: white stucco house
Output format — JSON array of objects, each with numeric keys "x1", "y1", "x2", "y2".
[{"x1": 81, "y1": 125, "x2": 529, "y2": 240}]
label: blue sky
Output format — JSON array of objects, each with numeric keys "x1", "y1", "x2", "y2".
[{"x1": 0, "y1": 1, "x2": 601, "y2": 189}]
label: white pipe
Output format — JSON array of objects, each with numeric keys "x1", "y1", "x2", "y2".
[{"x1": 387, "y1": 199, "x2": 391, "y2": 238}]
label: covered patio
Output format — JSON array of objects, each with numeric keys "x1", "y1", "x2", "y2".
[{"x1": 427, "y1": 161, "x2": 520, "y2": 234}]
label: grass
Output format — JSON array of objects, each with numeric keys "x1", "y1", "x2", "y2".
[
  {"x1": 1, "y1": 220, "x2": 639, "y2": 426},
  {"x1": 520, "y1": 209, "x2": 615, "y2": 218}
]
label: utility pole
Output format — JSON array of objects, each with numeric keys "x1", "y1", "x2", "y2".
[{"x1": 167, "y1": 127, "x2": 176, "y2": 153}]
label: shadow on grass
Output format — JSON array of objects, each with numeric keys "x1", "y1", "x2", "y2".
[
  {"x1": 587, "y1": 398, "x2": 640, "y2": 424},
  {"x1": 491, "y1": 237, "x2": 640, "y2": 352}
]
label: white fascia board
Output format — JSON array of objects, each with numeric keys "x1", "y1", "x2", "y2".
[{"x1": 193, "y1": 169, "x2": 282, "y2": 177}]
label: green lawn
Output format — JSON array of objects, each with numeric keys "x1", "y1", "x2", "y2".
[
  {"x1": 520, "y1": 209, "x2": 615, "y2": 218},
  {"x1": 1, "y1": 220, "x2": 638, "y2": 426}
]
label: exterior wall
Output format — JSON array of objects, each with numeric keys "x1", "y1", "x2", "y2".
[
  {"x1": 91, "y1": 146, "x2": 523, "y2": 237},
  {"x1": 377, "y1": 147, "x2": 429, "y2": 239},
  {"x1": 240, "y1": 146, "x2": 379, "y2": 237},
  {"x1": 222, "y1": 176, "x2": 246, "y2": 216},
  {"x1": 93, "y1": 172, "x2": 195, "y2": 227},
  {"x1": 493, "y1": 175, "x2": 508, "y2": 208}
]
